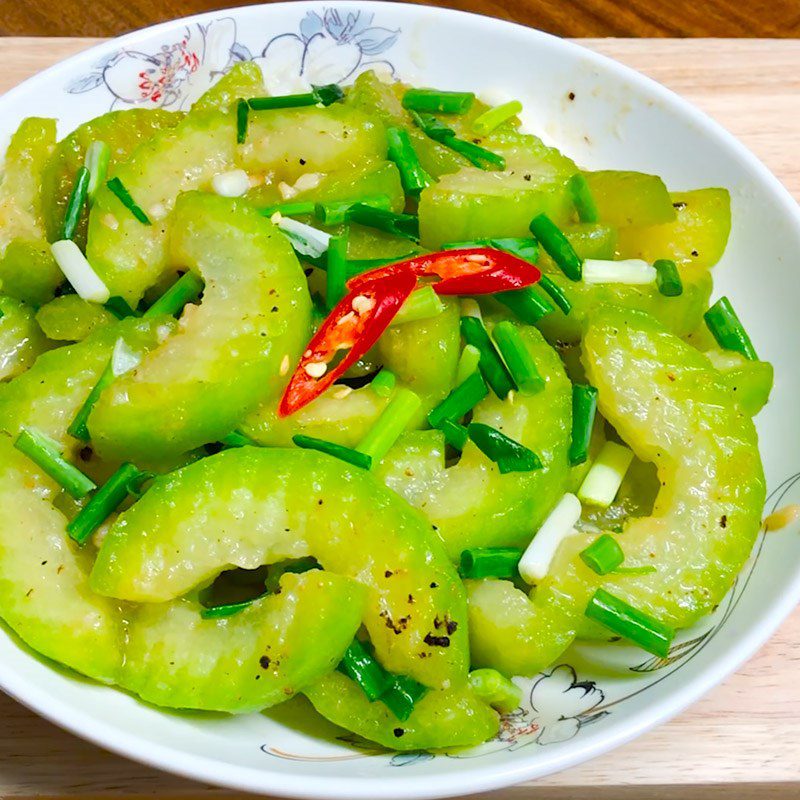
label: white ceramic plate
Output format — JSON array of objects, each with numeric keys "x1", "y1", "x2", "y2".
[{"x1": 1, "y1": 3, "x2": 799, "y2": 797}]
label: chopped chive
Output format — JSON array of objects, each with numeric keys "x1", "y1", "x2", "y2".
[
  {"x1": 106, "y1": 177, "x2": 151, "y2": 225},
  {"x1": 467, "y1": 422, "x2": 542, "y2": 474},
  {"x1": 654, "y1": 259, "x2": 683, "y2": 297},
  {"x1": 460, "y1": 316, "x2": 516, "y2": 398},
  {"x1": 68, "y1": 361, "x2": 114, "y2": 441},
  {"x1": 312, "y1": 83, "x2": 345, "y2": 106},
  {"x1": 459, "y1": 547, "x2": 523, "y2": 579},
  {"x1": 67, "y1": 462, "x2": 147, "y2": 544},
  {"x1": 339, "y1": 639, "x2": 392, "y2": 701},
  {"x1": 390, "y1": 285, "x2": 444, "y2": 326},
  {"x1": 567, "y1": 173, "x2": 599, "y2": 223},
  {"x1": 381, "y1": 674, "x2": 428, "y2": 721},
  {"x1": 402, "y1": 88, "x2": 474, "y2": 114},
  {"x1": 585, "y1": 588, "x2": 675, "y2": 657},
  {"x1": 246, "y1": 84, "x2": 343, "y2": 110},
  {"x1": 62, "y1": 166, "x2": 90, "y2": 240},
  {"x1": 144, "y1": 272, "x2": 205, "y2": 318},
  {"x1": 538, "y1": 275, "x2": 572, "y2": 315},
  {"x1": 428, "y1": 371, "x2": 488, "y2": 428},
  {"x1": 357, "y1": 388, "x2": 421, "y2": 464},
  {"x1": 704, "y1": 296, "x2": 758, "y2": 360},
  {"x1": 529, "y1": 213, "x2": 582, "y2": 281},
  {"x1": 568, "y1": 384, "x2": 598, "y2": 466},
  {"x1": 436, "y1": 418, "x2": 469, "y2": 450},
  {"x1": 259, "y1": 200, "x2": 316, "y2": 217},
  {"x1": 580, "y1": 533, "x2": 624, "y2": 575},
  {"x1": 326, "y1": 230, "x2": 348, "y2": 310},
  {"x1": 492, "y1": 321, "x2": 545, "y2": 395},
  {"x1": 370, "y1": 369, "x2": 396, "y2": 398},
  {"x1": 468, "y1": 668, "x2": 522, "y2": 714},
  {"x1": 346, "y1": 203, "x2": 420, "y2": 240},
  {"x1": 220, "y1": 430, "x2": 256, "y2": 448},
  {"x1": 578, "y1": 440, "x2": 634, "y2": 507},
  {"x1": 386, "y1": 127, "x2": 433, "y2": 198},
  {"x1": 495, "y1": 286, "x2": 555, "y2": 325},
  {"x1": 456, "y1": 343, "x2": 482, "y2": 384},
  {"x1": 84, "y1": 141, "x2": 111, "y2": 202},
  {"x1": 314, "y1": 194, "x2": 392, "y2": 225},
  {"x1": 236, "y1": 98, "x2": 249, "y2": 144},
  {"x1": 292, "y1": 434, "x2": 372, "y2": 470},
  {"x1": 472, "y1": 100, "x2": 523, "y2": 135},
  {"x1": 200, "y1": 599, "x2": 256, "y2": 619},
  {"x1": 104, "y1": 296, "x2": 140, "y2": 319},
  {"x1": 410, "y1": 112, "x2": 505, "y2": 170},
  {"x1": 14, "y1": 427, "x2": 96, "y2": 500}
]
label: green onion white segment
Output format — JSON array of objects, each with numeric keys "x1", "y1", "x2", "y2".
[
  {"x1": 270, "y1": 212, "x2": 331, "y2": 258},
  {"x1": 578, "y1": 441, "x2": 634, "y2": 507},
  {"x1": 518, "y1": 492, "x2": 582, "y2": 583},
  {"x1": 50, "y1": 240, "x2": 110, "y2": 303},
  {"x1": 582, "y1": 258, "x2": 657, "y2": 285}
]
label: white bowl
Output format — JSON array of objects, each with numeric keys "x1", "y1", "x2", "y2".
[{"x1": 1, "y1": 3, "x2": 799, "y2": 797}]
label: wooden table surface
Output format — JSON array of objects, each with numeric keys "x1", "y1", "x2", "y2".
[{"x1": 0, "y1": 34, "x2": 799, "y2": 800}]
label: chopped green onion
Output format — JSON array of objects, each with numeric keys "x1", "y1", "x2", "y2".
[
  {"x1": 529, "y1": 213, "x2": 582, "y2": 281},
  {"x1": 568, "y1": 384, "x2": 598, "y2": 466},
  {"x1": 370, "y1": 369, "x2": 396, "y2": 398},
  {"x1": 402, "y1": 88, "x2": 474, "y2": 114},
  {"x1": 325, "y1": 230, "x2": 348, "y2": 310},
  {"x1": 578, "y1": 440, "x2": 634, "y2": 507},
  {"x1": 104, "y1": 296, "x2": 140, "y2": 319},
  {"x1": 467, "y1": 422, "x2": 542, "y2": 474},
  {"x1": 568, "y1": 173, "x2": 599, "y2": 223},
  {"x1": 14, "y1": 427, "x2": 96, "y2": 500},
  {"x1": 259, "y1": 200, "x2": 316, "y2": 217},
  {"x1": 338, "y1": 639, "x2": 392, "y2": 701},
  {"x1": 200, "y1": 599, "x2": 255, "y2": 619},
  {"x1": 343, "y1": 203, "x2": 420, "y2": 241},
  {"x1": 314, "y1": 195, "x2": 392, "y2": 225},
  {"x1": 50, "y1": 240, "x2": 110, "y2": 304},
  {"x1": 273, "y1": 214, "x2": 332, "y2": 258},
  {"x1": 460, "y1": 316, "x2": 516, "y2": 399},
  {"x1": 537, "y1": 275, "x2": 572, "y2": 315},
  {"x1": 106, "y1": 177, "x2": 151, "y2": 225},
  {"x1": 386, "y1": 127, "x2": 433, "y2": 198},
  {"x1": 411, "y1": 112, "x2": 505, "y2": 170},
  {"x1": 62, "y1": 166, "x2": 90, "y2": 240},
  {"x1": 517, "y1": 493, "x2": 582, "y2": 583},
  {"x1": 292, "y1": 434, "x2": 372, "y2": 470},
  {"x1": 443, "y1": 237, "x2": 538, "y2": 264},
  {"x1": 580, "y1": 533, "x2": 625, "y2": 575},
  {"x1": 247, "y1": 84, "x2": 343, "y2": 110},
  {"x1": 460, "y1": 298, "x2": 482, "y2": 319},
  {"x1": 84, "y1": 141, "x2": 111, "y2": 202},
  {"x1": 312, "y1": 84, "x2": 345, "y2": 106},
  {"x1": 67, "y1": 462, "x2": 146, "y2": 544},
  {"x1": 357, "y1": 388, "x2": 421, "y2": 464},
  {"x1": 583, "y1": 258, "x2": 656, "y2": 285},
  {"x1": 68, "y1": 362, "x2": 114, "y2": 441},
  {"x1": 236, "y1": 98, "x2": 248, "y2": 143},
  {"x1": 468, "y1": 668, "x2": 522, "y2": 713},
  {"x1": 428, "y1": 372, "x2": 488, "y2": 428},
  {"x1": 456, "y1": 343, "x2": 482, "y2": 384},
  {"x1": 437, "y1": 418, "x2": 469, "y2": 450},
  {"x1": 459, "y1": 547, "x2": 522, "y2": 579},
  {"x1": 220, "y1": 430, "x2": 256, "y2": 448},
  {"x1": 0, "y1": 308, "x2": 4, "y2": 320},
  {"x1": 380, "y1": 674, "x2": 428, "y2": 721},
  {"x1": 654, "y1": 259, "x2": 683, "y2": 297},
  {"x1": 492, "y1": 321, "x2": 545, "y2": 395},
  {"x1": 585, "y1": 588, "x2": 674, "y2": 657},
  {"x1": 390, "y1": 285, "x2": 444, "y2": 326},
  {"x1": 346, "y1": 254, "x2": 417, "y2": 279},
  {"x1": 704, "y1": 296, "x2": 757, "y2": 361},
  {"x1": 472, "y1": 100, "x2": 523, "y2": 135},
  {"x1": 495, "y1": 286, "x2": 554, "y2": 324},
  {"x1": 144, "y1": 272, "x2": 205, "y2": 318}
]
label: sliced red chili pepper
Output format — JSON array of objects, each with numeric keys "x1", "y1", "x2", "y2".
[
  {"x1": 346, "y1": 248, "x2": 541, "y2": 296},
  {"x1": 279, "y1": 271, "x2": 417, "y2": 417}
]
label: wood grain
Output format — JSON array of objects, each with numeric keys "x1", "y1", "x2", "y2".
[
  {"x1": 1, "y1": 0, "x2": 800, "y2": 38},
  {"x1": 0, "y1": 36, "x2": 798, "y2": 798}
]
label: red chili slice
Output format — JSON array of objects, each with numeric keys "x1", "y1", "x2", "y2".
[
  {"x1": 346, "y1": 248, "x2": 541, "y2": 295},
  {"x1": 278, "y1": 271, "x2": 417, "y2": 417}
]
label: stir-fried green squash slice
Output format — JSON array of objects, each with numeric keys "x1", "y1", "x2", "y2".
[
  {"x1": 582, "y1": 170, "x2": 676, "y2": 227},
  {"x1": 86, "y1": 103, "x2": 385, "y2": 303},
  {"x1": 91, "y1": 447, "x2": 468, "y2": 688},
  {"x1": 88, "y1": 193, "x2": 311, "y2": 462},
  {"x1": 0, "y1": 118, "x2": 62, "y2": 305},
  {"x1": 379, "y1": 321, "x2": 572, "y2": 559},
  {"x1": 305, "y1": 671, "x2": 498, "y2": 751},
  {"x1": 35, "y1": 295, "x2": 116, "y2": 342},
  {"x1": 191, "y1": 61, "x2": 265, "y2": 113},
  {"x1": 468, "y1": 306, "x2": 765, "y2": 675},
  {"x1": 0, "y1": 295, "x2": 50, "y2": 380},
  {"x1": 0, "y1": 436, "x2": 124, "y2": 682},
  {"x1": 123, "y1": 571, "x2": 365, "y2": 713}
]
